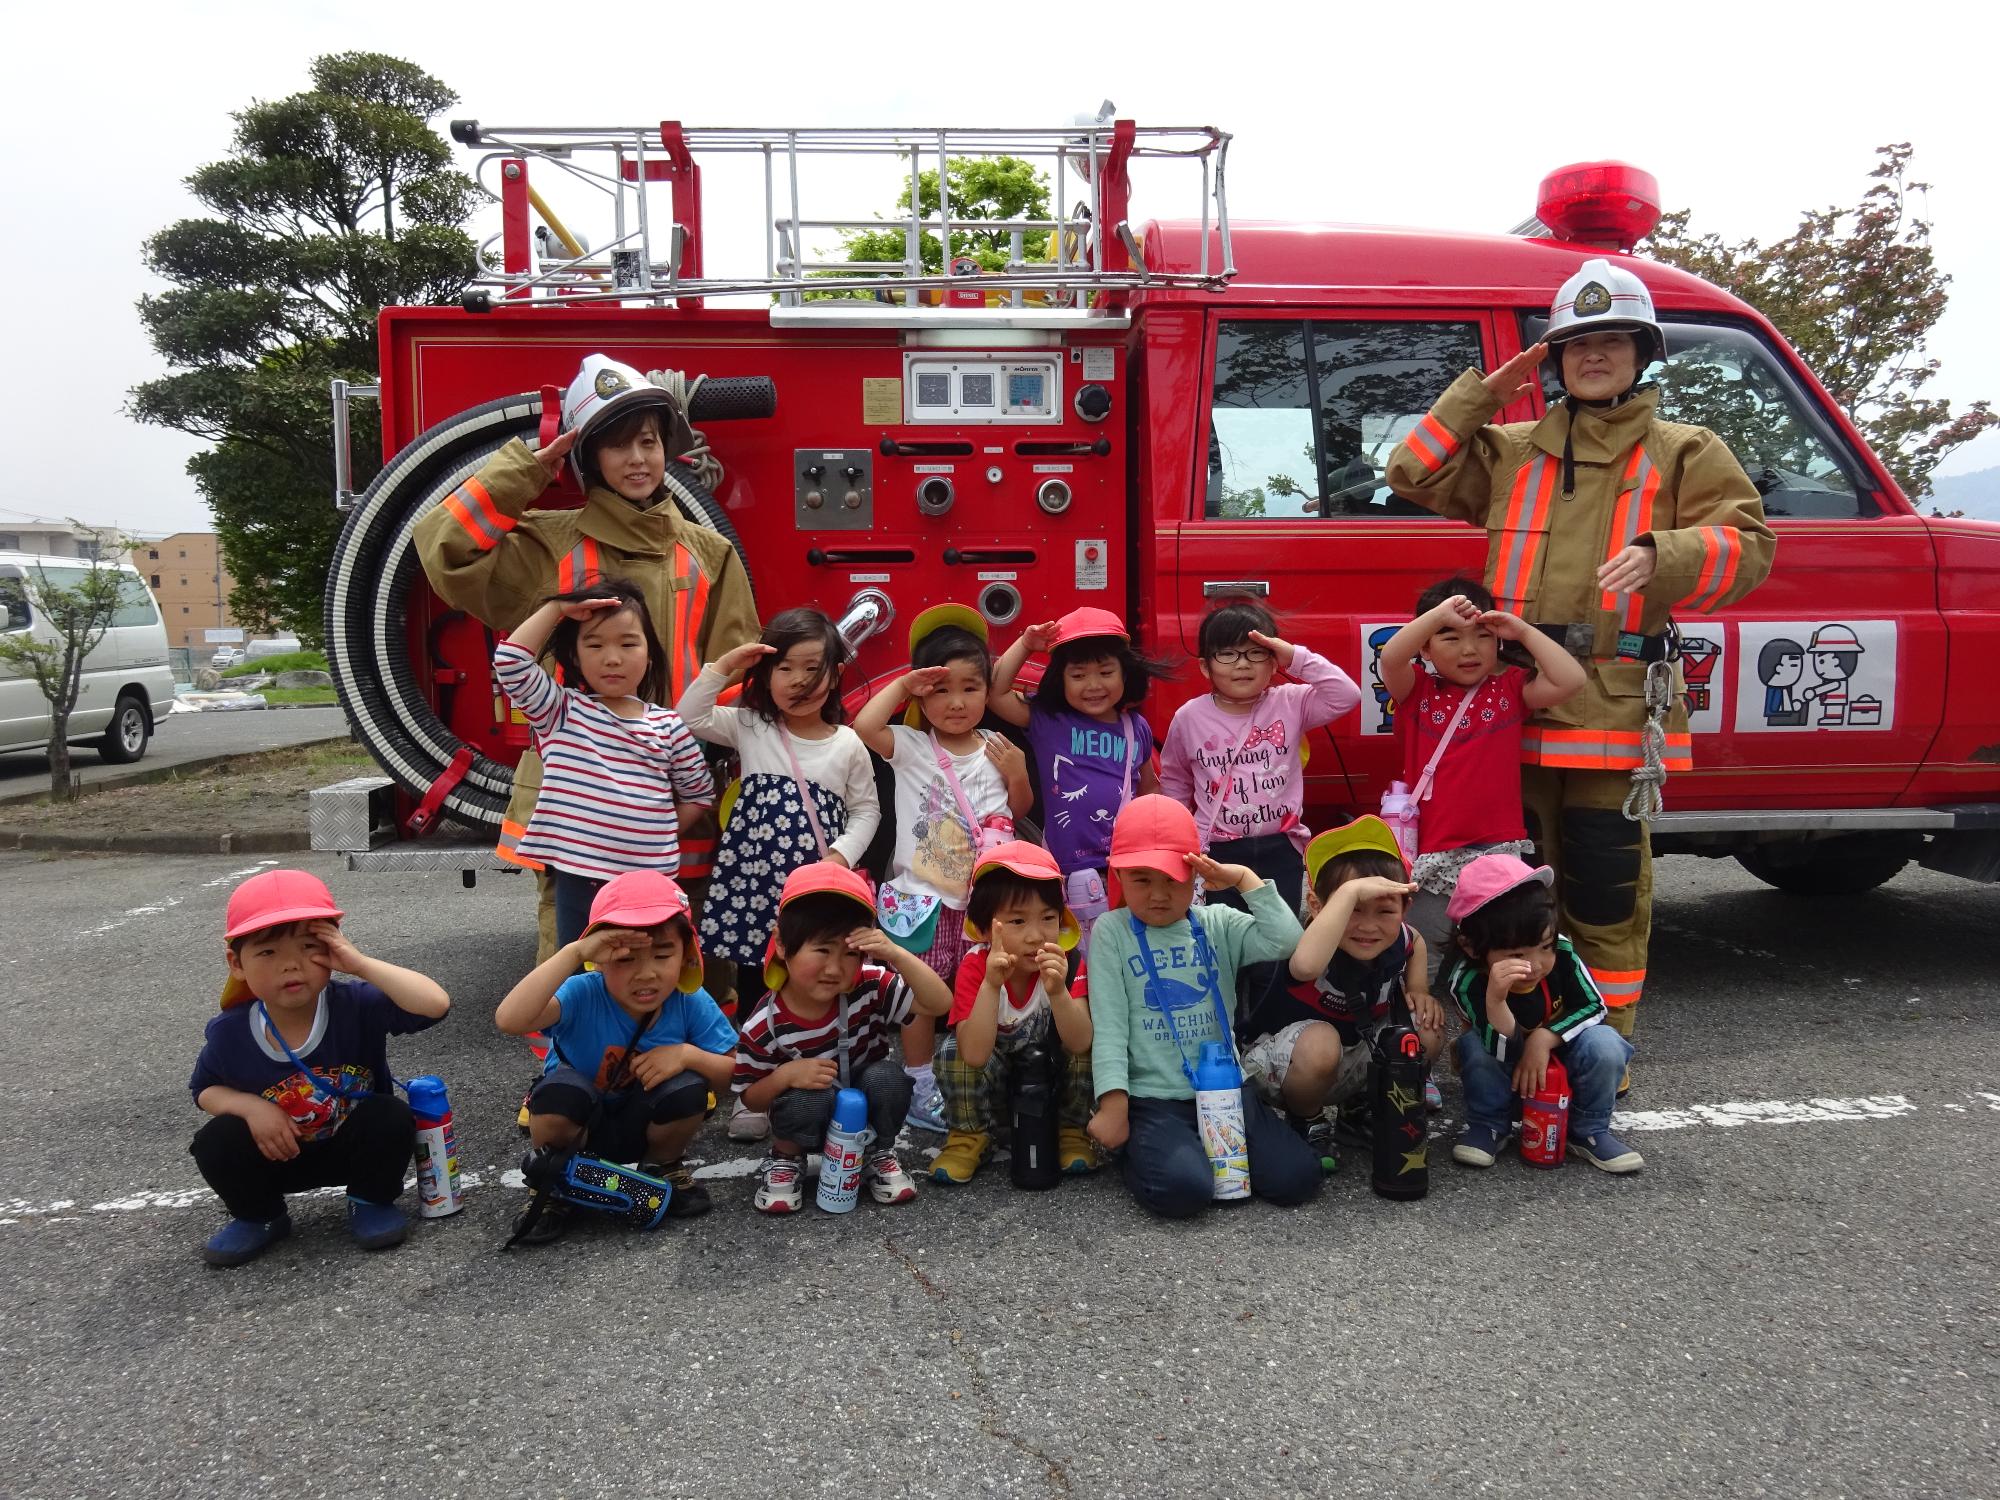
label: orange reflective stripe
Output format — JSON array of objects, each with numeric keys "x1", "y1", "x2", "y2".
[
  {"x1": 1403, "y1": 412, "x2": 1460, "y2": 474},
  {"x1": 493, "y1": 817, "x2": 545, "y2": 871},
  {"x1": 1687, "y1": 526, "x2": 1742, "y2": 613},
  {"x1": 556, "y1": 539, "x2": 604, "y2": 595},
  {"x1": 1601, "y1": 447, "x2": 1659, "y2": 631},
  {"x1": 1492, "y1": 454, "x2": 1557, "y2": 613},
  {"x1": 665, "y1": 544, "x2": 710, "y2": 702},
  {"x1": 1522, "y1": 726, "x2": 1692, "y2": 772},
  {"x1": 1588, "y1": 967, "x2": 1645, "y2": 1006},
  {"x1": 579, "y1": 538, "x2": 601, "y2": 588},
  {"x1": 443, "y1": 478, "x2": 514, "y2": 551}
]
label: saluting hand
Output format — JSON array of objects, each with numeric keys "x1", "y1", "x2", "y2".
[
  {"x1": 1480, "y1": 344, "x2": 1549, "y2": 406},
  {"x1": 532, "y1": 429, "x2": 578, "y2": 479}
]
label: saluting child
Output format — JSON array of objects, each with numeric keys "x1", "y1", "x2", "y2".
[{"x1": 189, "y1": 871, "x2": 450, "y2": 1267}]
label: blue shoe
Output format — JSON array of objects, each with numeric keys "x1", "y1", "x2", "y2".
[
  {"x1": 904, "y1": 1082, "x2": 948, "y2": 1135},
  {"x1": 1451, "y1": 1122, "x2": 1509, "y2": 1168},
  {"x1": 201, "y1": 1212, "x2": 291, "y2": 1267},
  {"x1": 1572, "y1": 1129, "x2": 1644, "y2": 1174},
  {"x1": 1423, "y1": 1078, "x2": 1444, "y2": 1112},
  {"x1": 347, "y1": 1195, "x2": 410, "y2": 1250}
]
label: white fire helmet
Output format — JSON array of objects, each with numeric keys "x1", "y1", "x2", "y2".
[
  {"x1": 1545, "y1": 257, "x2": 1662, "y2": 365},
  {"x1": 560, "y1": 354, "x2": 674, "y2": 485}
]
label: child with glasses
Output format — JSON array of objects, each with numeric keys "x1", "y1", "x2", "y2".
[{"x1": 1158, "y1": 597, "x2": 1360, "y2": 915}]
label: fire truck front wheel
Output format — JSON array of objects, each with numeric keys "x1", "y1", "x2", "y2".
[
  {"x1": 1734, "y1": 835, "x2": 1916, "y2": 896},
  {"x1": 324, "y1": 392, "x2": 751, "y2": 834}
]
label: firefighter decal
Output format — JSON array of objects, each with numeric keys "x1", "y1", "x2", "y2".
[
  {"x1": 1735, "y1": 621, "x2": 1896, "y2": 732},
  {"x1": 1358, "y1": 622, "x2": 1402, "y2": 736},
  {"x1": 1677, "y1": 632, "x2": 1726, "y2": 735}
]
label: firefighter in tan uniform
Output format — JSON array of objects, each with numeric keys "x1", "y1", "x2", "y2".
[
  {"x1": 1388, "y1": 258, "x2": 1774, "y2": 1080},
  {"x1": 415, "y1": 355, "x2": 759, "y2": 978}
]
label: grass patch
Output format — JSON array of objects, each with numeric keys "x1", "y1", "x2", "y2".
[
  {"x1": 223, "y1": 651, "x2": 327, "y2": 677},
  {"x1": 263, "y1": 687, "x2": 337, "y2": 705}
]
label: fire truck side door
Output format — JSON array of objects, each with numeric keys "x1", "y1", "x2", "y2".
[{"x1": 1174, "y1": 310, "x2": 1501, "y2": 811}]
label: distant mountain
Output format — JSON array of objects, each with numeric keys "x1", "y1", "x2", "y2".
[{"x1": 1925, "y1": 466, "x2": 2000, "y2": 520}]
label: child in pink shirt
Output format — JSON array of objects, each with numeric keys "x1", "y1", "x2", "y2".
[{"x1": 1158, "y1": 598, "x2": 1361, "y2": 915}]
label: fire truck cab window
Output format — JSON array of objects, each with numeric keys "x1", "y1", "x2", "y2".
[
  {"x1": 1207, "y1": 320, "x2": 1482, "y2": 519},
  {"x1": 1526, "y1": 315, "x2": 1873, "y2": 519}
]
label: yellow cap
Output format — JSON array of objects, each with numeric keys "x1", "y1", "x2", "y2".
[
  {"x1": 904, "y1": 603, "x2": 989, "y2": 726},
  {"x1": 1304, "y1": 815, "x2": 1407, "y2": 893}
]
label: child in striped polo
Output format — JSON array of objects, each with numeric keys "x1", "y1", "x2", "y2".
[
  {"x1": 732, "y1": 863, "x2": 954, "y2": 1214},
  {"x1": 493, "y1": 579, "x2": 716, "y2": 950}
]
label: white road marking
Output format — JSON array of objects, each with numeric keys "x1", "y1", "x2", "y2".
[
  {"x1": 73, "y1": 861, "x2": 280, "y2": 937},
  {"x1": 0, "y1": 1092, "x2": 1988, "y2": 1227}
]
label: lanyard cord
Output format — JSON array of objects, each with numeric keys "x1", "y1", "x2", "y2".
[
  {"x1": 1128, "y1": 911, "x2": 1235, "y2": 1088},
  {"x1": 256, "y1": 999, "x2": 379, "y2": 1102}
]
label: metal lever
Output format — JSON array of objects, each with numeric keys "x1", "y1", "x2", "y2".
[
  {"x1": 329, "y1": 379, "x2": 382, "y2": 511},
  {"x1": 1202, "y1": 579, "x2": 1269, "y2": 597},
  {"x1": 834, "y1": 588, "x2": 895, "y2": 660}
]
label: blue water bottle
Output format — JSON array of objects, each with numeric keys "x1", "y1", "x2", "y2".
[
  {"x1": 1193, "y1": 1041, "x2": 1251, "y2": 1201},
  {"x1": 816, "y1": 1088, "x2": 871, "y2": 1214},
  {"x1": 406, "y1": 1075, "x2": 462, "y2": 1218}
]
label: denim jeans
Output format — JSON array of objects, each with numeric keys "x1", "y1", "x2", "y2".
[
  {"x1": 1454, "y1": 1023, "x2": 1631, "y2": 1139},
  {"x1": 552, "y1": 868, "x2": 607, "y2": 952},
  {"x1": 767, "y1": 1058, "x2": 912, "y2": 1151},
  {"x1": 1121, "y1": 1085, "x2": 1321, "y2": 1219}
]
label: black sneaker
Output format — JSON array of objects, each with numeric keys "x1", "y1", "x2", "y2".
[
  {"x1": 650, "y1": 1160, "x2": 712, "y2": 1218},
  {"x1": 508, "y1": 1195, "x2": 571, "y2": 1247},
  {"x1": 1333, "y1": 1100, "x2": 1373, "y2": 1148}
]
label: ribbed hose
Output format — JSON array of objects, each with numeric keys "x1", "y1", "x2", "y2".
[{"x1": 324, "y1": 381, "x2": 767, "y2": 835}]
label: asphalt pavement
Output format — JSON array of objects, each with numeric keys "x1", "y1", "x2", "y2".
[
  {"x1": 0, "y1": 705, "x2": 351, "y2": 794},
  {"x1": 1, "y1": 849, "x2": 1994, "y2": 1498}
]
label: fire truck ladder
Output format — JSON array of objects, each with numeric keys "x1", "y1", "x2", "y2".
[{"x1": 451, "y1": 117, "x2": 1234, "y2": 314}]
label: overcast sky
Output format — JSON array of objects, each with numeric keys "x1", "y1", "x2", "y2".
[{"x1": 3, "y1": 0, "x2": 1994, "y2": 537}]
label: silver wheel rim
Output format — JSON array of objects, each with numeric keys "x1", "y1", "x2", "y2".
[{"x1": 120, "y1": 707, "x2": 143, "y2": 752}]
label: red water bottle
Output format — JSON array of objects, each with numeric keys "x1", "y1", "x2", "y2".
[{"x1": 1519, "y1": 1057, "x2": 1570, "y2": 1168}]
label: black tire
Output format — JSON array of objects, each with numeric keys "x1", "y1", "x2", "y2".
[
  {"x1": 97, "y1": 692, "x2": 151, "y2": 764},
  {"x1": 324, "y1": 393, "x2": 753, "y2": 833},
  {"x1": 1735, "y1": 839, "x2": 1912, "y2": 896}
]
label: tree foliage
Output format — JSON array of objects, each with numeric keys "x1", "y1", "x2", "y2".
[
  {"x1": 0, "y1": 538, "x2": 139, "y2": 800},
  {"x1": 1645, "y1": 143, "x2": 1995, "y2": 500},
  {"x1": 815, "y1": 156, "x2": 1055, "y2": 299},
  {"x1": 130, "y1": 53, "x2": 477, "y2": 642}
]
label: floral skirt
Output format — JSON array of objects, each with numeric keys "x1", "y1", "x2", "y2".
[{"x1": 699, "y1": 773, "x2": 849, "y2": 964}]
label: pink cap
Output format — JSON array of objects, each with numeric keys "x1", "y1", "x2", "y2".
[
  {"x1": 1445, "y1": 853, "x2": 1555, "y2": 925},
  {"x1": 1049, "y1": 607, "x2": 1129, "y2": 649},
  {"x1": 1108, "y1": 794, "x2": 1199, "y2": 881},
  {"x1": 225, "y1": 869, "x2": 344, "y2": 941},
  {"x1": 965, "y1": 840, "x2": 1081, "y2": 948},
  {"x1": 586, "y1": 871, "x2": 704, "y2": 992},
  {"x1": 763, "y1": 861, "x2": 879, "y2": 991}
]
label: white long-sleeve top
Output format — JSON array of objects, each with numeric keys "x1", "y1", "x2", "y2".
[{"x1": 675, "y1": 667, "x2": 882, "y2": 867}]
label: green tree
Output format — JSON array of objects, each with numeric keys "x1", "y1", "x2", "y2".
[
  {"x1": 129, "y1": 53, "x2": 478, "y2": 644},
  {"x1": 0, "y1": 535, "x2": 140, "y2": 800},
  {"x1": 816, "y1": 156, "x2": 1054, "y2": 298},
  {"x1": 1645, "y1": 143, "x2": 1996, "y2": 500}
]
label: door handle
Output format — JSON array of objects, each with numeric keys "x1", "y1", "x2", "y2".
[{"x1": 1202, "y1": 580, "x2": 1270, "y2": 598}]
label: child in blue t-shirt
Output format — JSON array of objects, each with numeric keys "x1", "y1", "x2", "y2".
[
  {"x1": 189, "y1": 869, "x2": 450, "y2": 1268},
  {"x1": 495, "y1": 869, "x2": 737, "y2": 1244}
]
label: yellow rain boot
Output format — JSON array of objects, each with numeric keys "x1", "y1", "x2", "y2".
[{"x1": 931, "y1": 1130, "x2": 989, "y2": 1185}]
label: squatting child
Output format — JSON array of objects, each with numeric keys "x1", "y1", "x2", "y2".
[
  {"x1": 495, "y1": 870, "x2": 739, "y2": 1244},
  {"x1": 733, "y1": 862, "x2": 954, "y2": 1213},
  {"x1": 1440, "y1": 854, "x2": 1642, "y2": 1174},
  {"x1": 930, "y1": 842, "x2": 1096, "y2": 1186},
  {"x1": 189, "y1": 870, "x2": 450, "y2": 1267},
  {"x1": 1086, "y1": 795, "x2": 1321, "y2": 1219},
  {"x1": 1238, "y1": 817, "x2": 1446, "y2": 1164}
]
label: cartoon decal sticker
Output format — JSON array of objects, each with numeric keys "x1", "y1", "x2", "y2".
[
  {"x1": 1734, "y1": 621, "x2": 1895, "y2": 732},
  {"x1": 1359, "y1": 623, "x2": 1402, "y2": 737},
  {"x1": 1677, "y1": 632, "x2": 1726, "y2": 735}
]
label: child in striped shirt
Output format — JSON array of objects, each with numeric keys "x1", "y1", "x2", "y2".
[
  {"x1": 732, "y1": 863, "x2": 953, "y2": 1214},
  {"x1": 494, "y1": 580, "x2": 715, "y2": 950}
]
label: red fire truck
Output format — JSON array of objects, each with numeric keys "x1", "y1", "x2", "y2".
[{"x1": 311, "y1": 118, "x2": 2000, "y2": 897}]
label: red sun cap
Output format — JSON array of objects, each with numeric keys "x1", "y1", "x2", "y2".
[
  {"x1": 966, "y1": 840, "x2": 1081, "y2": 948},
  {"x1": 763, "y1": 861, "x2": 879, "y2": 992},
  {"x1": 1108, "y1": 794, "x2": 1200, "y2": 882},
  {"x1": 585, "y1": 870, "x2": 705, "y2": 993},
  {"x1": 1049, "y1": 607, "x2": 1129, "y2": 649},
  {"x1": 225, "y1": 869, "x2": 345, "y2": 941}
]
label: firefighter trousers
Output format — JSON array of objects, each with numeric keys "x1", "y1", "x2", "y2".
[{"x1": 1521, "y1": 765, "x2": 1649, "y2": 1042}]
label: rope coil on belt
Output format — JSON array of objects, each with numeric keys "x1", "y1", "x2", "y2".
[{"x1": 1623, "y1": 658, "x2": 1676, "y2": 822}]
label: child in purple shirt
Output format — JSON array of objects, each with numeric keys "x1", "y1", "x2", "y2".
[
  {"x1": 988, "y1": 607, "x2": 1166, "y2": 925},
  {"x1": 1158, "y1": 598, "x2": 1361, "y2": 915}
]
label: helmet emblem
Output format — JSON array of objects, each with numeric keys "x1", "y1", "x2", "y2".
[
  {"x1": 594, "y1": 367, "x2": 630, "y2": 398},
  {"x1": 1574, "y1": 281, "x2": 1613, "y2": 317}
]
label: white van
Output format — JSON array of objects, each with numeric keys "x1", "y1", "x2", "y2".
[{"x1": 0, "y1": 553, "x2": 179, "y2": 764}]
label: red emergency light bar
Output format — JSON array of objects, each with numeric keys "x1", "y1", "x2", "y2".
[{"x1": 1536, "y1": 161, "x2": 1661, "y2": 251}]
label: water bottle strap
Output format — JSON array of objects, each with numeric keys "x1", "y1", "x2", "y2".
[{"x1": 1411, "y1": 682, "x2": 1481, "y2": 805}]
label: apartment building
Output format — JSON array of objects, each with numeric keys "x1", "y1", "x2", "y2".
[{"x1": 131, "y1": 532, "x2": 240, "y2": 654}]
